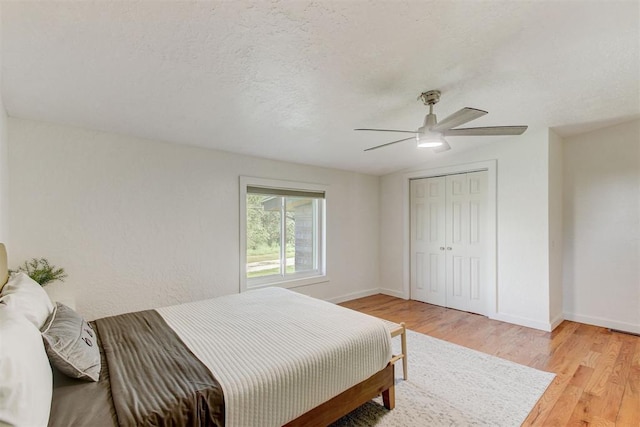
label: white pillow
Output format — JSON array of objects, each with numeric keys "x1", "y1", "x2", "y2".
[
  {"x1": 0, "y1": 272, "x2": 54, "y2": 329},
  {"x1": 0, "y1": 306, "x2": 53, "y2": 427}
]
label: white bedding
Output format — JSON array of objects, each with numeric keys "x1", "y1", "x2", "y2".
[{"x1": 156, "y1": 287, "x2": 392, "y2": 427}]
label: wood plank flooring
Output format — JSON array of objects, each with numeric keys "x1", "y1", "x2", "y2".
[{"x1": 340, "y1": 294, "x2": 640, "y2": 426}]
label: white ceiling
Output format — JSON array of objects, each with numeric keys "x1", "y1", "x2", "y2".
[{"x1": 2, "y1": 1, "x2": 639, "y2": 175}]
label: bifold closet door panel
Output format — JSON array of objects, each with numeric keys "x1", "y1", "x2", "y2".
[
  {"x1": 445, "y1": 171, "x2": 488, "y2": 315},
  {"x1": 410, "y1": 177, "x2": 446, "y2": 306}
]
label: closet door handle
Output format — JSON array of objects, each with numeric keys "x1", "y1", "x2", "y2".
[
  {"x1": 440, "y1": 247, "x2": 445, "y2": 250},
  {"x1": 446, "y1": 247, "x2": 452, "y2": 250}
]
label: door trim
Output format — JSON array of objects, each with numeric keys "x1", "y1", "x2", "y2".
[{"x1": 402, "y1": 160, "x2": 497, "y2": 318}]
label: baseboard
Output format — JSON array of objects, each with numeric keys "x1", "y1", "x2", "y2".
[
  {"x1": 490, "y1": 312, "x2": 553, "y2": 332},
  {"x1": 326, "y1": 288, "x2": 381, "y2": 304},
  {"x1": 549, "y1": 313, "x2": 564, "y2": 331},
  {"x1": 379, "y1": 288, "x2": 407, "y2": 299},
  {"x1": 564, "y1": 312, "x2": 640, "y2": 335}
]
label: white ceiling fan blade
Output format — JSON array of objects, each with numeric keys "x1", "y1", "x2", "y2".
[
  {"x1": 431, "y1": 108, "x2": 487, "y2": 132},
  {"x1": 443, "y1": 126, "x2": 528, "y2": 136},
  {"x1": 364, "y1": 136, "x2": 415, "y2": 152},
  {"x1": 432, "y1": 139, "x2": 451, "y2": 153},
  {"x1": 355, "y1": 128, "x2": 416, "y2": 134}
]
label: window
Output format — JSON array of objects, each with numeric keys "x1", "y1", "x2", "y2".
[{"x1": 240, "y1": 177, "x2": 327, "y2": 291}]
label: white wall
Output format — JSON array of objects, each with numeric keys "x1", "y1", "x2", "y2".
[
  {"x1": 563, "y1": 119, "x2": 640, "y2": 334},
  {"x1": 0, "y1": 101, "x2": 6, "y2": 245},
  {"x1": 548, "y1": 129, "x2": 564, "y2": 328},
  {"x1": 0, "y1": 2, "x2": 9, "y2": 245},
  {"x1": 8, "y1": 118, "x2": 381, "y2": 320},
  {"x1": 380, "y1": 129, "x2": 556, "y2": 330}
]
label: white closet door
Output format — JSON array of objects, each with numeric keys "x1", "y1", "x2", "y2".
[
  {"x1": 445, "y1": 171, "x2": 488, "y2": 314},
  {"x1": 410, "y1": 171, "x2": 488, "y2": 315},
  {"x1": 410, "y1": 177, "x2": 446, "y2": 306}
]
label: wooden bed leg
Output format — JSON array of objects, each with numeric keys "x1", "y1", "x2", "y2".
[{"x1": 382, "y1": 384, "x2": 395, "y2": 410}]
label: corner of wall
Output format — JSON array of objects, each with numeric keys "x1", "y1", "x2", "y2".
[{"x1": 548, "y1": 129, "x2": 564, "y2": 325}]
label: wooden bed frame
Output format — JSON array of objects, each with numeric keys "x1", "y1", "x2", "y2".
[{"x1": 285, "y1": 363, "x2": 395, "y2": 426}]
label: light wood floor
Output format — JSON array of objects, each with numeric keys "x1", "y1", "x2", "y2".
[{"x1": 340, "y1": 294, "x2": 640, "y2": 426}]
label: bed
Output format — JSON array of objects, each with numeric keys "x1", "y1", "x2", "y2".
[{"x1": 0, "y1": 243, "x2": 396, "y2": 427}]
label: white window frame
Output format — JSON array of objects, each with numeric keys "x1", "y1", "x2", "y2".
[{"x1": 239, "y1": 176, "x2": 328, "y2": 292}]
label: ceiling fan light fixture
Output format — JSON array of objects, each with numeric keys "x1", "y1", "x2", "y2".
[
  {"x1": 416, "y1": 137, "x2": 444, "y2": 148},
  {"x1": 416, "y1": 125, "x2": 444, "y2": 148}
]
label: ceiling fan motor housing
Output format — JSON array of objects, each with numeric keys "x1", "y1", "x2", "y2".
[{"x1": 422, "y1": 112, "x2": 437, "y2": 130}]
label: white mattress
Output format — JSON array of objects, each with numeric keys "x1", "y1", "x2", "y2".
[{"x1": 156, "y1": 287, "x2": 392, "y2": 427}]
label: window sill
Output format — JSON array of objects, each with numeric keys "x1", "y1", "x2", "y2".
[{"x1": 244, "y1": 275, "x2": 330, "y2": 292}]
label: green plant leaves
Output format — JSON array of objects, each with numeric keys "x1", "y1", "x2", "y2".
[{"x1": 9, "y1": 258, "x2": 67, "y2": 286}]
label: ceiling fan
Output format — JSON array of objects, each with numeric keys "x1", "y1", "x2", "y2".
[{"x1": 356, "y1": 90, "x2": 528, "y2": 152}]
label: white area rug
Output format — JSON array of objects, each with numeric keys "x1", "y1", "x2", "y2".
[{"x1": 332, "y1": 330, "x2": 555, "y2": 427}]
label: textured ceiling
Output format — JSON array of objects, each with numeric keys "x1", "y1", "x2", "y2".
[{"x1": 2, "y1": 1, "x2": 639, "y2": 175}]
